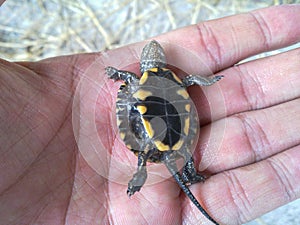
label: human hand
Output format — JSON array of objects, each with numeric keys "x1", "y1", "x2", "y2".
[{"x1": 0, "y1": 4, "x2": 299, "y2": 225}]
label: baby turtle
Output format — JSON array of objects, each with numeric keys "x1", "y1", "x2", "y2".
[{"x1": 106, "y1": 40, "x2": 222, "y2": 225}]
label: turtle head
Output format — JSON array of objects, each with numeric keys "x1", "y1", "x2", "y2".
[{"x1": 140, "y1": 40, "x2": 166, "y2": 74}]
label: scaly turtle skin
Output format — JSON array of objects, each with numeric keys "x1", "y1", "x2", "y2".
[{"x1": 106, "y1": 40, "x2": 222, "y2": 225}]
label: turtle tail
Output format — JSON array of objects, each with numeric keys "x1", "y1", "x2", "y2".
[{"x1": 166, "y1": 163, "x2": 220, "y2": 225}]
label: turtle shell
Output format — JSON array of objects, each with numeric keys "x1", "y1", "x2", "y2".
[{"x1": 116, "y1": 67, "x2": 199, "y2": 162}]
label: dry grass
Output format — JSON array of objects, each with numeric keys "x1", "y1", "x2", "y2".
[{"x1": 1, "y1": 0, "x2": 299, "y2": 61}]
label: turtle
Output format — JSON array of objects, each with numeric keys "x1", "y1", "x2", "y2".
[{"x1": 106, "y1": 40, "x2": 222, "y2": 225}]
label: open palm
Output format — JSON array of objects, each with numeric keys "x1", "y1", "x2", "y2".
[{"x1": 1, "y1": 5, "x2": 300, "y2": 225}]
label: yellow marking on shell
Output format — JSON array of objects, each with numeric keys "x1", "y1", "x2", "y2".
[
  {"x1": 184, "y1": 117, "x2": 190, "y2": 136},
  {"x1": 133, "y1": 89, "x2": 153, "y2": 100},
  {"x1": 120, "y1": 132, "x2": 126, "y2": 140},
  {"x1": 171, "y1": 72, "x2": 183, "y2": 84},
  {"x1": 137, "y1": 105, "x2": 147, "y2": 114},
  {"x1": 172, "y1": 139, "x2": 184, "y2": 151},
  {"x1": 177, "y1": 89, "x2": 189, "y2": 99},
  {"x1": 154, "y1": 140, "x2": 170, "y2": 151},
  {"x1": 126, "y1": 144, "x2": 132, "y2": 149},
  {"x1": 117, "y1": 118, "x2": 122, "y2": 126},
  {"x1": 139, "y1": 71, "x2": 149, "y2": 85},
  {"x1": 142, "y1": 118, "x2": 154, "y2": 138},
  {"x1": 118, "y1": 83, "x2": 126, "y2": 92},
  {"x1": 185, "y1": 104, "x2": 191, "y2": 112},
  {"x1": 149, "y1": 68, "x2": 158, "y2": 72}
]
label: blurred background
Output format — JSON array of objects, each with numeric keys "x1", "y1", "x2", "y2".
[{"x1": 1, "y1": 0, "x2": 300, "y2": 224}]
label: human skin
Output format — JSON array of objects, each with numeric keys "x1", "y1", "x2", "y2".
[{"x1": 0, "y1": 4, "x2": 300, "y2": 225}]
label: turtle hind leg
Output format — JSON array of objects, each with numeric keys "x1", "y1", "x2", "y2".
[
  {"x1": 179, "y1": 149, "x2": 206, "y2": 185},
  {"x1": 106, "y1": 66, "x2": 139, "y2": 84},
  {"x1": 182, "y1": 157, "x2": 206, "y2": 186},
  {"x1": 182, "y1": 74, "x2": 223, "y2": 87}
]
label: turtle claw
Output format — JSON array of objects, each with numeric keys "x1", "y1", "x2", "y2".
[
  {"x1": 182, "y1": 172, "x2": 206, "y2": 185},
  {"x1": 127, "y1": 170, "x2": 147, "y2": 197},
  {"x1": 127, "y1": 185, "x2": 142, "y2": 197},
  {"x1": 105, "y1": 66, "x2": 118, "y2": 80},
  {"x1": 182, "y1": 157, "x2": 206, "y2": 185},
  {"x1": 105, "y1": 66, "x2": 138, "y2": 84}
]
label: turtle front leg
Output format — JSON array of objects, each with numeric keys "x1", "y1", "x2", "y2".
[
  {"x1": 182, "y1": 74, "x2": 223, "y2": 87},
  {"x1": 106, "y1": 66, "x2": 139, "y2": 84},
  {"x1": 127, "y1": 151, "x2": 148, "y2": 197}
]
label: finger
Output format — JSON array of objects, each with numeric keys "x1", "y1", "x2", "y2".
[
  {"x1": 191, "y1": 47, "x2": 300, "y2": 125},
  {"x1": 194, "y1": 98, "x2": 300, "y2": 173},
  {"x1": 211, "y1": 48, "x2": 300, "y2": 120},
  {"x1": 157, "y1": 4, "x2": 300, "y2": 73},
  {"x1": 190, "y1": 145, "x2": 300, "y2": 225}
]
